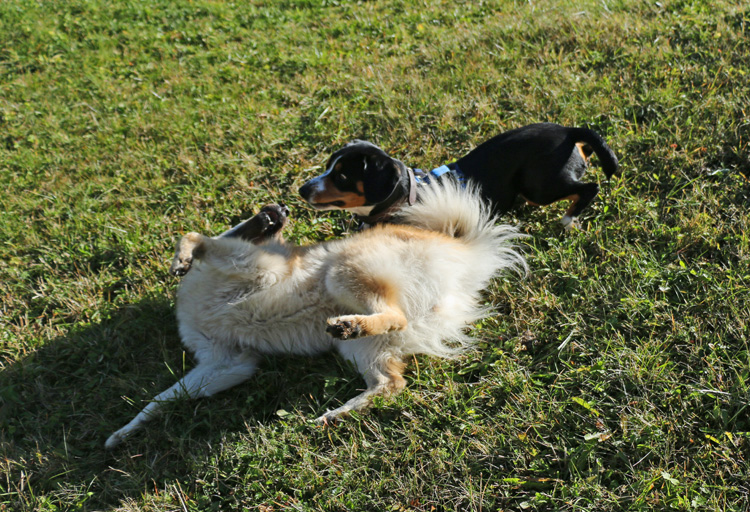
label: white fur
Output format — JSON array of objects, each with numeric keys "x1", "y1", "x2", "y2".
[
  {"x1": 561, "y1": 214, "x2": 580, "y2": 231},
  {"x1": 345, "y1": 205, "x2": 376, "y2": 216},
  {"x1": 105, "y1": 181, "x2": 525, "y2": 448}
]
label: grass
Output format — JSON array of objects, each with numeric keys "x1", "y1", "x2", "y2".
[{"x1": 1, "y1": 0, "x2": 749, "y2": 510}]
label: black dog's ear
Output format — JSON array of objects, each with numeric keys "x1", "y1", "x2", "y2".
[
  {"x1": 345, "y1": 139, "x2": 368, "y2": 147},
  {"x1": 362, "y1": 153, "x2": 404, "y2": 204},
  {"x1": 326, "y1": 140, "x2": 377, "y2": 170}
]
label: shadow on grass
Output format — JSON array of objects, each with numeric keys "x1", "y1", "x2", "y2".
[{"x1": 0, "y1": 297, "x2": 359, "y2": 510}]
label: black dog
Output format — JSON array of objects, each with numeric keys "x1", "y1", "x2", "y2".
[{"x1": 299, "y1": 123, "x2": 619, "y2": 229}]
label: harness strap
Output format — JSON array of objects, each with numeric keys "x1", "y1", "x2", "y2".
[
  {"x1": 414, "y1": 163, "x2": 465, "y2": 186},
  {"x1": 407, "y1": 166, "x2": 417, "y2": 205}
]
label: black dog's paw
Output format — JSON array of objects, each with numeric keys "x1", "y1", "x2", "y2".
[{"x1": 326, "y1": 318, "x2": 362, "y2": 340}]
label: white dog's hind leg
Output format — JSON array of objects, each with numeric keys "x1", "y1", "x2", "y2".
[
  {"x1": 105, "y1": 354, "x2": 258, "y2": 449},
  {"x1": 316, "y1": 351, "x2": 406, "y2": 424}
]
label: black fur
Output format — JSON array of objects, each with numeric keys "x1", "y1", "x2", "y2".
[{"x1": 300, "y1": 123, "x2": 619, "y2": 227}]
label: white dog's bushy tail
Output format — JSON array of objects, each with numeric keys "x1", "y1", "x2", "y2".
[
  {"x1": 389, "y1": 180, "x2": 526, "y2": 359},
  {"x1": 395, "y1": 180, "x2": 527, "y2": 276}
]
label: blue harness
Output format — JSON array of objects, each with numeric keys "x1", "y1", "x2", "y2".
[{"x1": 412, "y1": 164, "x2": 466, "y2": 187}]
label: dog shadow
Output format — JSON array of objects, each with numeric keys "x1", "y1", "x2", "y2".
[{"x1": 0, "y1": 297, "x2": 360, "y2": 509}]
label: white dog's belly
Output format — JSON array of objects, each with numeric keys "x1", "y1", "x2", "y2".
[{"x1": 177, "y1": 278, "x2": 343, "y2": 358}]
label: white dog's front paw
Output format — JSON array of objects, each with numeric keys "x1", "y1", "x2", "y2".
[
  {"x1": 170, "y1": 232, "x2": 205, "y2": 276},
  {"x1": 325, "y1": 316, "x2": 363, "y2": 340}
]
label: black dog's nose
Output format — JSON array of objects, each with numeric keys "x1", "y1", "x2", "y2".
[{"x1": 279, "y1": 203, "x2": 290, "y2": 217}]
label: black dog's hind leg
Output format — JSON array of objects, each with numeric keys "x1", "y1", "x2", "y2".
[{"x1": 561, "y1": 182, "x2": 599, "y2": 231}]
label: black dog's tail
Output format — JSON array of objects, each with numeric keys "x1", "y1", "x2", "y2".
[{"x1": 570, "y1": 127, "x2": 619, "y2": 178}]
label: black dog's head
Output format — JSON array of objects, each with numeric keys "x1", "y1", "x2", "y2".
[{"x1": 299, "y1": 140, "x2": 409, "y2": 216}]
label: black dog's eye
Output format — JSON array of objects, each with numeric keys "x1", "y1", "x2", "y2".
[{"x1": 334, "y1": 173, "x2": 349, "y2": 187}]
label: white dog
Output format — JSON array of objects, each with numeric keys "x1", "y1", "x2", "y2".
[{"x1": 105, "y1": 182, "x2": 525, "y2": 449}]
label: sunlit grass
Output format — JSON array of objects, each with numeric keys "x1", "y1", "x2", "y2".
[{"x1": 1, "y1": 0, "x2": 749, "y2": 510}]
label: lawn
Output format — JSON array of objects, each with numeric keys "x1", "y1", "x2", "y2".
[{"x1": 1, "y1": 0, "x2": 748, "y2": 510}]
